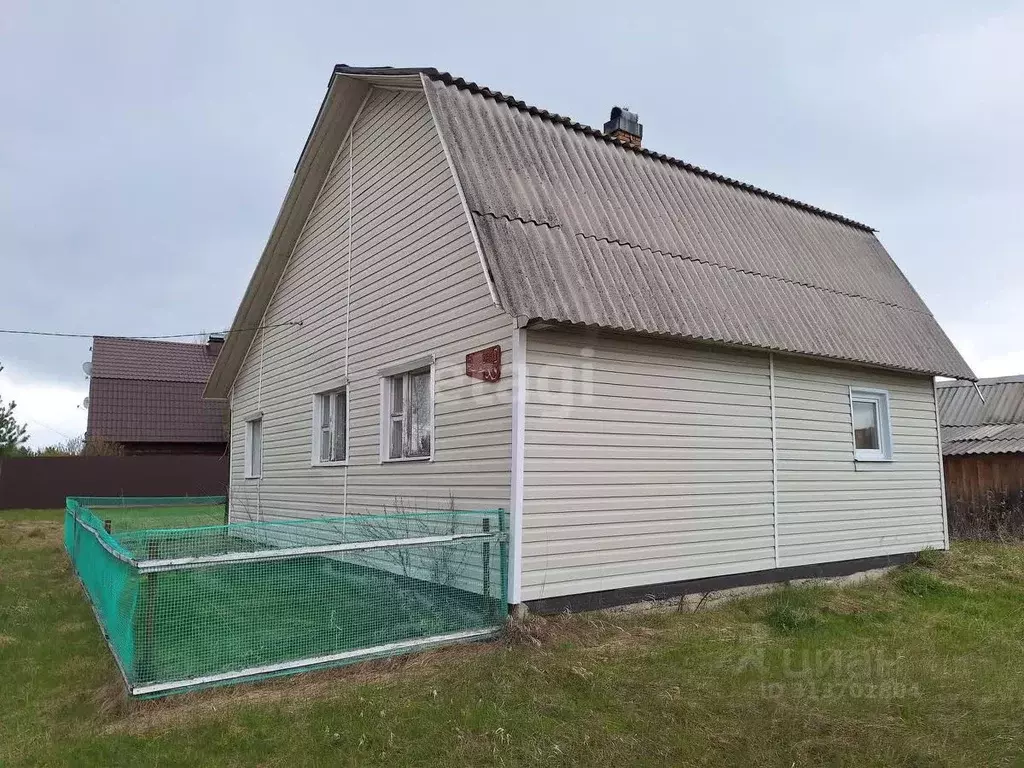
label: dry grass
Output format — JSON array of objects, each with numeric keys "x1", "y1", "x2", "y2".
[
  {"x1": 4, "y1": 510, "x2": 1024, "y2": 766},
  {"x1": 101, "y1": 640, "x2": 501, "y2": 735}
]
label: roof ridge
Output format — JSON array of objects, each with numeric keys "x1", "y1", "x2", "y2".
[
  {"x1": 93, "y1": 335, "x2": 207, "y2": 347},
  {"x1": 334, "y1": 65, "x2": 875, "y2": 232},
  {"x1": 333, "y1": 65, "x2": 872, "y2": 233}
]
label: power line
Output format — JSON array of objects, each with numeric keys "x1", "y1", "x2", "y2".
[{"x1": 0, "y1": 320, "x2": 303, "y2": 341}]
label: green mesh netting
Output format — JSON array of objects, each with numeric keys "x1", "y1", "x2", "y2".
[{"x1": 64, "y1": 497, "x2": 508, "y2": 697}]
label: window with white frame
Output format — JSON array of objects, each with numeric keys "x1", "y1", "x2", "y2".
[
  {"x1": 245, "y1": 417, "x2": 263, "y2": 478},
  {"x1": 850, "y1": 388, "x2": 893, "y2": 461},
  {"x1": 383, "y1": 367, "x2": 433, "y2": 460},
  {"x1": 313, "y1": 388, "x2": 348, "y2": 465}
]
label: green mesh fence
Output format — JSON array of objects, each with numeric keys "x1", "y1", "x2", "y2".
[{"x1": 64, "y1": 497, "x2": 509, "y2": 697}]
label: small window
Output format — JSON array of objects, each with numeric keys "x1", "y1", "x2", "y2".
[
  {"x1": 383, "y1": 367, "x2": 433, "y2": 461},
  {"x1": 850, "y1": 388, "x2": 892, "y2": 461},
  {"x1": 245, "y1": 417, "x2": 263, "y2": 478},
  {"x1": 313, "y1": 388, "x2": 348, "y2": 465}
]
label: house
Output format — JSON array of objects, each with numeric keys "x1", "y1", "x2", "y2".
[
  {"x1": 87, "y1": 335, "x2": 229, "y2": 456},
  {"x1": 204, "y1": 65, "x2": 975, "y2": 613},
  {"x1": 937, "y1": 376, "x2": 1024, "y2": 533}
]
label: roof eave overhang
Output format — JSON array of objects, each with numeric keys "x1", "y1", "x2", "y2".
[
  {"x1": 523, "y1": 319, "x2": 977, "y2": 381},
  {"x1": 205, "y1": 70, "x2": 425, "y2": 399}
]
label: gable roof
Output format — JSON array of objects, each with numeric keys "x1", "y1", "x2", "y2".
[
  {"x1": 205, "y1": 65, "x2": 974, "y2": 397},
  {"x1": 937, "y1": 376, "x2": 1024, "y2": 455},
  {"x1": 88, "y1": 337, "x2": 227, "y2": 444},
  {"x1": 91, "y1": 337, "x2": 223, "y2": 382}
]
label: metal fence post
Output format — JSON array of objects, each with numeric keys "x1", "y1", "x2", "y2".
[
  {"x1": 482, "y1": 517, "x2": 492, "y2": 618},
  {"x1": 496, "y1": 508, "x2": 508, "y2": 615},
  {"x1": 136, "y1": 538, "x2": 159, "y2": 685}
]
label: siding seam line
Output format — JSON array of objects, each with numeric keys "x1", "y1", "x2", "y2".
[
  {"x1": 232, "y1": 89, "x2": 372, "y2": 408},
  {"x1": 344, "y1": 110, "x2": 357, "y2": 519},
  {"x1": 770, "y1": 352, "x2": 780, "y2": 567}
]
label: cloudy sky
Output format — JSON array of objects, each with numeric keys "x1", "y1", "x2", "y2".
[{"x1": 2, "y1": 1, "x2": 1021, "y2": 448}]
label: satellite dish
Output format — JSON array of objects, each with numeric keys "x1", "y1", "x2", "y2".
[
  {"x1": 82, "y1": 397, "x2": 90, "y2": 410},
  {"x1": 82, "y1": 361, "x2": 92, "y2": 377}
]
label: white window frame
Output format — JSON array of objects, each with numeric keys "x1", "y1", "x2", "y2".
[
  {"x1": 244, "y1": 416, "x2": 263, "y2": 478},
  {"x1": 379, "y1": 358, "x2": 435, "y2": 463},
  {"x1": 311, "y1": 387, "x2": 349, "y2": 467},
  {"x1": 849, "y1": 387, "x2": 893, "y2": 462}
]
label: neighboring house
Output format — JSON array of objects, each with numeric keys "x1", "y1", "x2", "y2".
[
  {"x1": 937, "y1": 376, "x2": 1024, "y2": 517},
  {"x1": 87, "y1": 336, "x2": 228, "y2": 456},
  {"x1": 204, "y1": 65, "x2": 975, "y2": 613}
]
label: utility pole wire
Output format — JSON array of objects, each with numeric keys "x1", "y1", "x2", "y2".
[{"x1": 0, "y1": 320, "x2": 303, "y2": 341}]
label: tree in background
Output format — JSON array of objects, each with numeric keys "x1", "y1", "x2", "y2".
[
  {"x1": 34, "y1": 435, "x2": 85, "y2": 456},
  {"x1": 0, "y1": 363, "x2": 30, "y2": 457}
]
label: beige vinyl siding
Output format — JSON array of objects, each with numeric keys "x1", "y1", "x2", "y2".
[
  {"x1": 774, "y1": 357, "x2": 945, "y2": 565},
  {"x1": 521, "y1": 329, "x2": 777, "y2": 601},
  {"x1": 228, "y1": 86, "x2": 512, "y2": 526},
  {"x1": 521, "y1": 329, "x2": 946, "y2": 603}
]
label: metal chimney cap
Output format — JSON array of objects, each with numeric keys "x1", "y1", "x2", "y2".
[{"x1": 604, "y1": 106, "x2": 643, "y2": 138}]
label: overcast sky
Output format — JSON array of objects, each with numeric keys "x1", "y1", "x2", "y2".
[{"x1": 2, "y1": 1, "x2": 1021, "y2": 448}]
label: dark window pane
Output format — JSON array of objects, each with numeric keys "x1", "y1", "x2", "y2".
[
  {"x1": 390, "y1": 376, "x2": 404, "y2": 416},
  {"x1": 250, "y1": 420, "x2": 262, "y2": 475},
  {"x1": 389, "y1": 418, "x2": 403, "y2": 459},
  {"x1": 853, "y1": 400, "x2": 879, "y2": 450},
  {"x1": 333, "y1": 391, "x2": 347, "y2": 461},
  {"x1": 408, "y1": 371, "x2": 431, "y2": 457},
  {"x1": 320, "y1": 428, "x2": 331, "y2": 462}
]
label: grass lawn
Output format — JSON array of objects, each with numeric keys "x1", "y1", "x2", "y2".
[{"x1": 3, "y1": 508, "x2": 1024, "y2": 766}]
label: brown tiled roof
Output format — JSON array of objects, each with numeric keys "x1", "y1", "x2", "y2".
[{"x1": 87, "y1": 337, "x2": 227, "y2": 444}]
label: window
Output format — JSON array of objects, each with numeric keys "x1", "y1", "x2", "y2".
[
  {"x1": 313, "y1": 388, "x2": 348, "y2": 465},
  {"x1": 245, "y1": 417, "x2": 263, "y2": 478},
  {"x1": 849, "y1": 388, "x2": 893, "y2": 461},
  {"x1": 383, "y1": 367, "x2": 433, "y2": 460}
]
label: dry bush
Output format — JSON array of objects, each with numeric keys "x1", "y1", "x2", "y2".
[{"x1": 948, "y1": 488, "x2": 1024, "y2": 541}]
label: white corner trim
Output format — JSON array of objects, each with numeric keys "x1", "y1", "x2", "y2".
[
  {"x1": 419, "y1": 72, "x2": 501, "y2": 309},
  {"x1": 509, "y1": 324, "x2": 527, "y2": 604},
  {"x1": 934, "y1": 378, "x2": 950, "y2": 550},
  {"x1": 768, "y1": 353, "x2": 780, "y2": 568}
]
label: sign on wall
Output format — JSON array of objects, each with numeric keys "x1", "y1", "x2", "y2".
[{"x1": 465, "y1": 345, "x2": 502, "y2": 383}]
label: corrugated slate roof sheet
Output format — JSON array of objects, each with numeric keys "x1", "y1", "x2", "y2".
[
  {"x1": 418, "y1": 71, "x2": 974, "y2": 380},
  {"x1": 937, "y1": 377, "x2": 1024, "y2": 455},
  {"x1": 88, "y1": 337, "x2": 227, "y2": 444}
]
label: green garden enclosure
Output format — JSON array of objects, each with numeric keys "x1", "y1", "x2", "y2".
[{"x1": 64, "y1": 497, "x2": 509, "y2": 697}]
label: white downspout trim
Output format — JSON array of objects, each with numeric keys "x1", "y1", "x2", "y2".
[
  {"x1": 769, "y1": 352, "x2": 780, "y2": 567},
  {"x1": 509, "y1": 323, "x2": 527, "y2": 604},
  {"x1": 934, "y1": 378, "x2": 950, "y2": 550}
]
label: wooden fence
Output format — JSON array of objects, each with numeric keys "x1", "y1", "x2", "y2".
[
  {"x1": 944, "y1": 453, "x2": 1024, "y2": 539},
  {"x1": 0, "y1": 455, "x2": 229, "y2": 510}
]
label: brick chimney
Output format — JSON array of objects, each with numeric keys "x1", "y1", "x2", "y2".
[
  {"x1": 206, "y1": 333, "x2": 225, "y2": 357},
  {"x1": 603, "y1": 106, "x2": 643, "y2": 149}
]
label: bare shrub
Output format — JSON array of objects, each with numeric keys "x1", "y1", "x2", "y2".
[{"x1": 948, "y1": 488, "x2": 1024, "y2": 541}]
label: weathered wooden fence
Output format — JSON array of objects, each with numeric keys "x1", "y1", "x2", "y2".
[
  {"x1": 0, "y1": 455, "x2": 229, "y2": 510},
  {"x1": 944, "y1": 453, "x2": 1024, "y2": 540}
]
